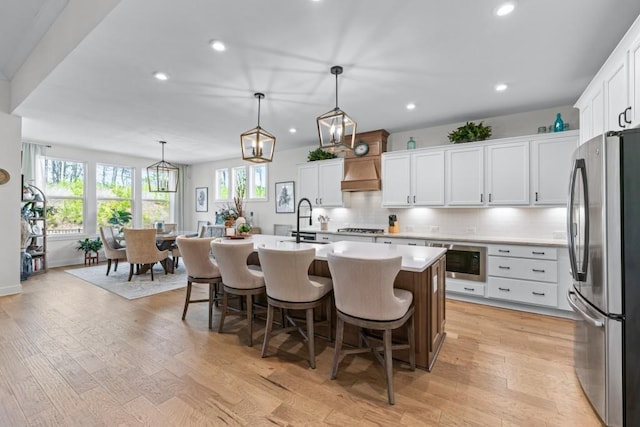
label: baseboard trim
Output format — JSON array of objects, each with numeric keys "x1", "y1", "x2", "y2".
[
  {"x1": 446, "y1": 292, "x2": 576, "y2": 319},
  {"x1": 0, "y1": 284, "x2": 23, "y2": 297}
]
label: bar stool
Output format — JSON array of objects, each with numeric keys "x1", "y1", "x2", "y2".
[
  {"x1": 327, "y1": 252, "x2": 416, "y2": 405},
  {"x1": 211, "y1": 241, "x2": 265, "y2": 346},
  {"x1": 258, "y1": 246, "x2": 333, "y2": 369},
  {"x1": 175, "y1": 236, "x2": 221, "y2": 329}
]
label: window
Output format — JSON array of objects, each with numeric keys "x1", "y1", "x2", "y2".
[
  {"x1": 43, "y1": 158, "x2": 85, "y2": 234},
  {"x1": 249, "y1": 164, "x2": 268, "y2": 199},
  {"x1": 96, "y1": 164, "x2": 133, "y2": 229},
  {"x1": 215, "y1": 168, "x2": 230, "y2": 201},
  {"x1": 141, "y1": 169, "x2": 170, "y2": 226},
  {"x1": 232, "y1": 166, "x2": 247, "y2": 201}
]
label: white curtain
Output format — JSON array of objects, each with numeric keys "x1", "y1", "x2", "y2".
[
  {"x1": 21, "y1": 143, "x2": 47, "y2": 187},
  {"x1": 173, "y1": 164, "x2": 188, "y2": 229}
]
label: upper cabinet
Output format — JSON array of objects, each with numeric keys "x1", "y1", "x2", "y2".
[
  {"x1": 298, "y1": 158, "x2": 344, "y2": 207},
  {"x1": 381, "y1": 151, "x2": 444, "y2": 207},
  {"x1": 485, "y1": 141, "x2": 529, "y2": 205},
  {"x1": 531, "y1": 134, "x2": 578, "y2": 205},
  {"x1": 446, "y1": 146, "x2": 484, "y2": 206},
  {"x1": 576, "y1": 15, "x2": 640, "y2": 142}
]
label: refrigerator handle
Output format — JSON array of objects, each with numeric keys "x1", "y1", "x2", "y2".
[
  {"x1": 567, "y1": 158, "x2": 589, "y2": 282},
  {"x1": 567, "y1": 291, "x2": 604, "y2": 328}
]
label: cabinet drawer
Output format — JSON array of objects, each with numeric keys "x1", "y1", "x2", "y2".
[
  {"x1": 446, "y1": 279, "x2": 486, "y2": 297},
  {"x1": 488, "y1": 256, "x2": 557, "y2": 283},
  {"x1": 488, "y1": 244, "x2": 557, "y2": 260},
  {"x1": 376, "y1": 237, "x2": 426, "y2": 246},
  {"x1": 316, "y1": 233, "x2": 334, "y2": 242},
  {"x1": 487, "y1": 277, "x2": 558, "y2": 307}
]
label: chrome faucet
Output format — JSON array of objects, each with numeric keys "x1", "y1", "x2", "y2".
[{"x1": 296, "y1": 198, "x2": 313, "y2": 243}]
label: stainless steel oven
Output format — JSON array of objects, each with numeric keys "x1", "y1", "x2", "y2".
[{"x1": 428, "y1": 243, "x2": 486, "y2": 282}]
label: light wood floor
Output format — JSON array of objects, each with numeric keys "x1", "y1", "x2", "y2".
[{"x1": 0, "y1": 267, "x2": 601, "y2": 426}]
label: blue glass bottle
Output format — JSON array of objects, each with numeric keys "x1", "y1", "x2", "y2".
[
  {"x1": 553, "y1": 113, "x2": 564, "y2": 132},
  {"x1": 407, "y1": 137, "x2": 416, "y2": 150}
]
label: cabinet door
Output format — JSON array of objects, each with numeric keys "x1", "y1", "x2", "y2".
[
  {"x1": 446, "y1": 146, "x2": 484, "y2": 206},
  {"x1": 579, "y1": 102, "x2": 592, "y2": 144},
  {"x1": 412, "y1": 151, "x2": 445, "y2": 206},
  {"x1": 317, "y1": 159, "x2": 343, "y2": 207},
  {"x1": 629, "y1": 34, "x2": 640, "y2": 128},
  {"x1": 381, "y1": 153, "x2": 411, "y2": 206},
  {"x1": 298, "y1": 163, "x2": 319, "y2": 206},
  {"x1": 591, "y1": 87, "x2": 605, "y2": 139},
  {"x1": 531, "y1": 135, "x2": 577, "y2": 205},
  {"x1": 605, "y1": 60, "x2": 629, "y2": 131},
  {"x1": 486, "y1": 142, "x2": 529, "y2": 205}
]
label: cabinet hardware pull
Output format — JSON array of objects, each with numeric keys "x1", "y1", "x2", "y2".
[
  {"x1": 535, "y1": 192, "x2": 539, "y2": 202},
  {"x1": 498, "y1": 287, "x2": 510, "y2": 292},
  {"x1": 532, "y1": 251, "x2": 545, "y2": 255},
  {"x1": 407, "y1": 195, "x2": 410, "y2": 204},
  {"x1": 383, "y1": 241, "x2": 391, "y2": 244},
  {"x1": 413, "y1": 195, "x2": 416, "y2": 203},
  {"x1": 408, "y1": 243, "x2": 417, "y2": 246},
  {"x1": 498, "y1": 249, "x2": 510, "y2": 253},
  {"x1": 489, "y1": 193, "x2": 492, "y2": 203},
  {"x1": 464, "y1": 287, "x2": 475, "y2": 291},
  {"x1": 315, "y1": 198, "x2": 318, "y2": 204},
  {"x1": 319, "y1": 198, "x2": 322, "y2": 204},
  {"x1": 498, "y1": 266, "x2": 510, "y2": 269},
  {"x1": 619, "y1": 111, "x2": 626, "y2": 129},
  {"x1": 532, "y1": 291, "x2": 545, "y2": 296},
  {"x1": 532, "y1": 269, "x2": 546, "y2": 273},
  {"x1": 624, "y1": 106, "x2": 632, "y2": 124},
  {"x1": 480, "y1": 194, "x2": 483, "y2": 203}
]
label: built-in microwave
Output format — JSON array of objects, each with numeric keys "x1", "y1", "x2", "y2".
[{"x1": 428, "y1": 243, "x2": 486, "y2": 282}]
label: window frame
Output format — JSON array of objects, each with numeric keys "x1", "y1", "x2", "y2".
[
  {"x1": 214, "y1": 168, "x2": 230, "y2": 201},
  {"x1": 42, "y1": 157, "x2": 86, "y2": 236},
  {"x1": 141, "y1": 168, "x2": 171, "y2": 227},
  {"x1": 96, "y1": 163, "x2": 134, "y2": 229}
]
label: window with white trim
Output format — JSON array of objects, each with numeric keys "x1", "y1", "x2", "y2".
[
  {"x1": 43, "y1": 158, "x2": 85, "y2": 235},
  {"x1": 96, "y1": 164, "x2": 133, "y2": 229}
]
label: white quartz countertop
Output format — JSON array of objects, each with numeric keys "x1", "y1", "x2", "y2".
[
  {"x1": 302, "y1": 229, "x2": 567, "y2": 247},
  {"x1": 217, "y1": 234, "x2": 446, "y2": 273}
]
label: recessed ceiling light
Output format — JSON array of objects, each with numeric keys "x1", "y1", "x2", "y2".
[
  {"x1": 495, "y1": 83, "x2": 508, "y2": 92},
  {"x1": 153, "y1": 72, "x2": 169, "y2": 81},
  {"x1": 210, "y1": 40, "x2": 226, "y2": 52},
  {"x1": 406, "y1": 103, "x2": 416, "y2": 110},
  {"x1": 289, "y1": 128, "x2": 297, "y2": 133},
  {"x1": 495, "y1": 1, "x2": 516, "y2": 16}
]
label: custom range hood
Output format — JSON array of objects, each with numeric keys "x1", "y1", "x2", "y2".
[{"x1": 341, "y1": 129, "x2": 388, "y2": 192}]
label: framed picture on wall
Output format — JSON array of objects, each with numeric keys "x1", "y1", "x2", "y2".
[
  {"x1": 275, "y1": 181, "x2": 295, "y2": 213},
  {"x1": 195, "y1": 187, "x2": 208, "y2": 212}
]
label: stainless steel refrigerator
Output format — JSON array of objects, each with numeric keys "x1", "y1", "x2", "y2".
[{"x1": 567, "y1": 128, "x2": 640, "y2": 427}]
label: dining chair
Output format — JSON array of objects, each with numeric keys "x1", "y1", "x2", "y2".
[
  {"x1": 123, "y1": 228, "x2": 169, "y2": 281},
  {"x1": 210, "y1": 241, "x2": 265, "y2": 346},
  {"x1": 98, "y1": 226, "x2": 127, "y2": 276},
  {"x1": 327, "y1": 252, "x2": 416, "y2": 405},
  {"x1": 257, "y1": 246, "x2": 333, "y2": 369},
  {"x1": 176, "y1": 236, "x2": 221, "y2": 329}
]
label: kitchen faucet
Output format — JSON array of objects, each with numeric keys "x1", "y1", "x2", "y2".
[{"x1": 296, "y1": 198, "x2": 313, "y2": 243}]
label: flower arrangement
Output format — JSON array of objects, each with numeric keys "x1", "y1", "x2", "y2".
[{"x1": 218, "y1": 204, "x2": 240, "y2": 221}]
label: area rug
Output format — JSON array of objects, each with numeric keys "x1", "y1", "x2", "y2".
[{"x1": 65, "y1": 263, "x2": 187, "y2": 300}]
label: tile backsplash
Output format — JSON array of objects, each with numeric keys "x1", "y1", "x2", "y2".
[{"x1": 313, "y1": 192, "x2": 567, "y2": 240}]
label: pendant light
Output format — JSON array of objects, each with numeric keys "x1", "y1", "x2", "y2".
[
  {"x1": 316, "y1": 65, "x2": 357, "y2": 153},
  {"x1": 147, "y1": 140, "x2": 179, "y2": 192},
  {"x1": 241, "y1": 92, "x2": 276, "y2": 163}
]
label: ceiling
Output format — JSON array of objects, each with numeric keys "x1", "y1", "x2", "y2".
[{"x1": 7, "y1": 0, "x2": 640, "y2": 164}]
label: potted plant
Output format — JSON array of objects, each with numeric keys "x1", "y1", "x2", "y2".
[
  {"x1": 76, "y1": 237, "x2": 103, "y2": 265},
  {"x1": 108, "y1": 209, "x2": 132, "y2": 232},
  {"x1": 307, "y1": 148, "x2": 338, "y2": 161},
  {"x1": 448, "y1": 121, "x2": 492, "y2": 143}
]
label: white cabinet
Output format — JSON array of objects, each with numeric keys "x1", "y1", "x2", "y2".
[
  {"x1": 381, "y1": 150, "x2": 444, "y2": 207},
  {"x1": 297, "y1": 158, "x2": 344, "y2": 207},
  {"x1": 604, "y1": 59, "x2": 629, "y2": 132},
  {"x1": 376, "y1": 236, "x2": 426, "y2": 246},
  {"x1": 531, "y1": 133, "x2": 578, "y2": 205},
  {"x1": 630, "y1": 33, "x2": 640, "y2": 128},
  {"x1": 446, "y1": 146, "x2": 484, "y2": 206},
  {"x1": 486, "y1": 141, "x2": 529, "y2": 205}
]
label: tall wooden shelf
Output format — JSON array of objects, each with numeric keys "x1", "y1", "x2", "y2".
[{"x1": 22, "y1": 184, "x2": 48, "y2": 275}]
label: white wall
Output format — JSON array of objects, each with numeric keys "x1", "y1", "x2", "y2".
[
  {"x1": 187, "y1": 105, "x2": 577, "y2": 241},
  {"x1": 0, "y1": 80, "x2": 23, "y2": 296}
]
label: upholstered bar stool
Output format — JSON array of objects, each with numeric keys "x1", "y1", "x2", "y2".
[
  {"x1": 257, "y1": 246, "x2": 333, "y2": 369},
  {"x1": 327, "y1": 253, "x2": 416, "y2": 405},
  {"x1": 211, "y1": 241, "x2": 265, "y2": 346},
  {"x1": 123, "y1": 228, "x2": 169, "y2": 281},
  {"x1": 176, "y1": 236, "x2": 221, "y2": 329}
]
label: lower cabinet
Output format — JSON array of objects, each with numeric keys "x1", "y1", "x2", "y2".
[{"x1": 446, "y1": 278, "x2": 486, "y2": 297}]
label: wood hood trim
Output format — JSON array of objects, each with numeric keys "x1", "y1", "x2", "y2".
[{"x1": 340, "y1": 129, "x2": 388, "y2": 192}]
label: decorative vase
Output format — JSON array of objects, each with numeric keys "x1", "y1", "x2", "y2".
[
  {"x1": 407, "y1": 137, "x2": 416, "y2": 150},
  {"x1": 553, "y1": 113, "x2": 564, "y2": 132}
]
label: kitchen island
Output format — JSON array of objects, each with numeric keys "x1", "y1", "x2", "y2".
[{"x1": 222, "y1": 235, "x2": 448, "y2": 371}]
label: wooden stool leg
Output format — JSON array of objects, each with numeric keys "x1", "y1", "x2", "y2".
[
  {"x1": 261, "y1": 304, "x2": 275, "y2": 358},
  {"x1": 182, "y1": 282, "x2": 192, "y2": 320},
  {"x1": 247, "y1": 295, "x2": 253, "y2": 347},
  {"x1": 106, "y1": 259, "x2": 112, "y2": 276},
  {"x1": 128, "y1": 264, "x2": 134, "y2": 281},
  {"x1": 326, "y1": 295, "x2": 333, "y2": 342},
  {"x1": 208, "y1": 282, "x2": 214, "y2": 330},
  {"x1": 306, "y1": 308, "x2": 316, "y2": 369},
  {"x1": 384, "y1": 329, "x2": 395, "y2": 405},
  {"x1": 150, "y1": 263, "x2": 154, "y2": 281},
  {"x1": 218, "y1": 290, "x2": 228, "y2": 333},
  {"x1": 114, "y1": 259, "x2": 119, "y2": 272},
  {"x1": 330, "y1": 317, "x2": 344, "y2": 380},
  {"x1": 407, "y1": 314, "x2": 416, "y2": 371}
]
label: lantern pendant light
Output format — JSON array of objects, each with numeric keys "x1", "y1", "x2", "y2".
[
  {"x1": 241, "y1": 92, "x2": 276, "y2": 163},
  {"x1": 147, "y1": 140, "x2": 179, "y2": 192},
  {"x1": 316, "y1": 65, "x2": 357, "y2": 153}
]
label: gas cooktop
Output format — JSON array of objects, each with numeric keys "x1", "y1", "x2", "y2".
[{"x1": 336, "y1": 227, "x2": 385, "y2": 234}]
